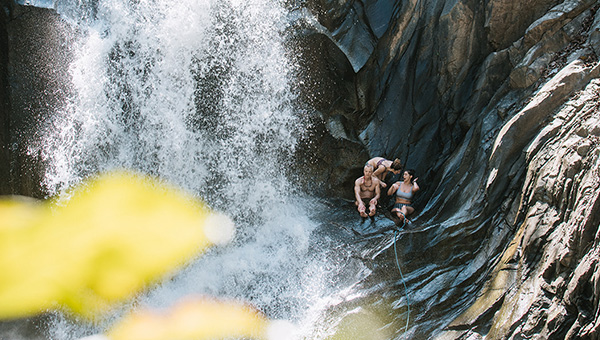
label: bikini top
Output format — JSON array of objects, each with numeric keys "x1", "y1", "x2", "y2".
[{"x1": 396, "y1": 183, "x2": 413, "y2": 201}]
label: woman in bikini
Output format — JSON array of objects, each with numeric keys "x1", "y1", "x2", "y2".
[
  {"x1": 366, "y1": 157, "x2": 402, "y2": 188},
  {"x1": 354, "y1": 164, "x2": 381, "y2": 217},
  {"x1": 387, "y1": 169, "x2": 419, "y2": 224}
]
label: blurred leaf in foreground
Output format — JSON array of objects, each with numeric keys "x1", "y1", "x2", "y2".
[
  {"x1": 108, "y1": 297, "x2": 270, "y2": 340},
  {"x1": 0, "y1": 172, "x2": 230, "y2": 319}
]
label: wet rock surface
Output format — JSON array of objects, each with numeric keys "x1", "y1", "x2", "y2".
[
  {"x1": 1, "y1": 0, "x2": 600, "y2": 338},
  {"x1": 298, "y1": 0, "x2": 600, "y2": 338}
]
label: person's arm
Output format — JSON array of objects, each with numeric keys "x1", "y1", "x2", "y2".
[
  {"x1": 387, "y1": 182, "x2": 399, "y2": 196},
  {"x1": 372, "y1": 164, "x2": 386, "y2": 178},
  {"x1": 354, "y1": 178, "x2": 364, "y2": 206},
  {"x1": 413, "y1": 178, "x2": 420, "y2": 192},
  {"x1": 371, "y1": 178, "x2": 381, "y2": 204}
]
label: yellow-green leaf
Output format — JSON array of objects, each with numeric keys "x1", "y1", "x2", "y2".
[
  {"x1": 108, "y1": 297, "x2": 269, "y2": 340},
  {"x1": 0, "y1": 172, "x2": 220, "y2": 319}
]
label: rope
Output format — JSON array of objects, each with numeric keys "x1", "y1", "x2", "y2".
[{"x1": 393, "y1": 212, "x2": 411, "y2": 336}]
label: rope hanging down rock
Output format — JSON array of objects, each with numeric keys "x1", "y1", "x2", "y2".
[{"x1": 393, "y1": 212, "x2": 411, "y2": 337}]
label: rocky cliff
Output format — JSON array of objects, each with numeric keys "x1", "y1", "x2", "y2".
[
  {"x1": 1, "y1": 0, "x2": 600, "y2": 338},
  {"x1": 299, "y1": 0, "x2": 600, "y2": 338}
]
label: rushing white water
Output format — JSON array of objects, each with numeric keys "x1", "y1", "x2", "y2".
[{"x1": 37, "y1": 0, "x2": 349, "y2": 339}]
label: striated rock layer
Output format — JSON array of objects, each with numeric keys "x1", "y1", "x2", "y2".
[
  {"x1": 299, "y1": 0, "x2": 600, "y2": 338},
  {"x1": 438, "y1": 70, "x2": 600, "y2": 339}
]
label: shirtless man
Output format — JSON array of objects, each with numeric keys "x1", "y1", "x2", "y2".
[{"x1": 354, "y1": 164, "x2": 381, "y2": 218}]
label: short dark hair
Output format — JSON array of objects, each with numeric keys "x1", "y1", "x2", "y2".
[{"x1": 392, "y1": 159, "x2": 402, "y2": 170}]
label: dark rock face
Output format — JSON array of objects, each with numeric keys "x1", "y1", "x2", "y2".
[
  {"x1": 0, "y1": 1, "x2": 74, "y2": 197},
  {"x1": 440, "y1": 76, "x2": 600, "y2": 339},
  {"x1": 437, "y1": 70, "x2": 600, "y2": 340},
  {"x1": 299, "y1": 0, "x2": 600, "y2": 338},
  {"x1": 302, "y1": 0, "x2": 594, "y2": 196}
]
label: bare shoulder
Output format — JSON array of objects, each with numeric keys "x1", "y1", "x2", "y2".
[{"x1": 355, "y1": 176, "x2": 364, "y2": 185}]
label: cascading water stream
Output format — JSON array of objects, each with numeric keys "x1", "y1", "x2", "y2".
[
  {"x1": 43, "y1": 0, "x2": 297, "y2": 204},
  {"x1": 35, "y1": 0, "x2": 364, "y2": 338}
]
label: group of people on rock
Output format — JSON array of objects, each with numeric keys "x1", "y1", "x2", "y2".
[{"x1": 353, "y1": 157, "x2": 419, "y2": 224}]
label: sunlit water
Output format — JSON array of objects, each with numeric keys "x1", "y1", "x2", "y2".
[{"x1": 36, "y1": 0, "x2": 377, "y2": 339}]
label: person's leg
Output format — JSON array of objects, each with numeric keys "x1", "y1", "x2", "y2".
[
  {"x1": 392, "y1": 205, "x2": 404, "y2": 221},
  {"x1": 391, "y1": 204, "x2": 401, "y2": 217},
  {"x1": 356, "y1": 200, "x2": 368, "y2": 217},
  {"x1": 398, "y1": 205, "x2": 414, "y2": 226},
  {"x1": 368, "y1": 200, "x2": 377, "y2": 217},
  {"x1": 393, "y1": 204, "x2": 411, "y2": 225},
  {"x1": 395, "y1": 210, "x2": 405, "y2": 224}
]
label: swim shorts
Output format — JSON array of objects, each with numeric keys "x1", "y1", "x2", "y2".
[{"x1": 392, "y1": 202, "x2": 412, "y2": 211}]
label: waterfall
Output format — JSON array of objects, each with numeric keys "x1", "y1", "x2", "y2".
[
  {"x1": 43, "y1": 0, "x2": 300, "y2": 212},
  {"x1": 36, "y1": 0, "x2": 348, "y2": 338}
]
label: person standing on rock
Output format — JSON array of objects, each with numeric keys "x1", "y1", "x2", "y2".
[
  {"x1": 366, "y1": 157, "x2": 403, "y2": 188},
  {"x1": 354, "y1": 164, "x2": 381, "y2": 218},
  {"x1": 387, "y1": 169, "x2": 419, "y2": 225}
]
